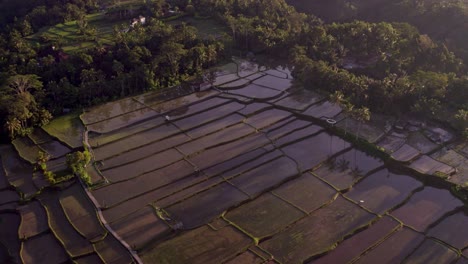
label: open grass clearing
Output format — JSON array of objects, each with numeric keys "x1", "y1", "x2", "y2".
[
  {"x1": 27, "y1": 13, "x2": 128, "y2": 53},
  {"x1": 43, "y1": 112, "x2": 84, "y2": 149}
]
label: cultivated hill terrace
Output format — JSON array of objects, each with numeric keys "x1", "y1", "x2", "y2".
[{"x1": 1, "y1": 58, "x2": 468, "y2": 263}]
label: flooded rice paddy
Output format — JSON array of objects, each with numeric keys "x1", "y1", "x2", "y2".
[{"x1": 1, "y1": 59, "x2": 468, "y2": 263}]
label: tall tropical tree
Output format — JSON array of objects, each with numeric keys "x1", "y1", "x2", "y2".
[
  {"x1": 4, "y1": 117, "x2": 21, "y2": 138},
  {"x1": 352, "y1": 106, "x2": 371, "y2": 140},
  {"x1": 6, "y1": 74, "x2": 43, "y2": 96},
  {"x1": 2, "y1": 74, "x2": 51, "y2": 138}
]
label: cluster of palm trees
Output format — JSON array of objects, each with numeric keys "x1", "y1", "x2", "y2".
[{"x1": 329, "y1": 90, "x2": 371, "y2": 140}]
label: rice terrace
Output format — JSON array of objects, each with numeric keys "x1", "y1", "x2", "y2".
[{"x1": 0, "y1": 57, "x2": 467, "y2": 264}]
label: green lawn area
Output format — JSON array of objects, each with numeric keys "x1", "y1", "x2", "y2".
[
  {"x1": 43, "y1": 112, "x2": 85, "y2": 149},
  {"x1": 166, "y1": 16, "x2": 229, "y2": 39},
  {"x1": 27, "y1": 13, "x2": 128, "y2": 53}
]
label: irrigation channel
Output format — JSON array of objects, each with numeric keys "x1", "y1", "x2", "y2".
[{"x1": 1, "y1": 58, "x2": 468, "y2": 263}]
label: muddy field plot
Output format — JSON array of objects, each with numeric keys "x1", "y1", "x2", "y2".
[
  {"x1": 81, "y1": 62, "x2": 468, "y2": 263},
  {"x1": 3, "y1": 60, "x2": 468, "y2": 263}
]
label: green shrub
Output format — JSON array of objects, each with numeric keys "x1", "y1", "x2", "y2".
[
  {"x1": 36, "y1": 150, "x2": 58, "y2": 185},
  {"x1": 66, "y1": 149, "x2": 92, "y2": 186}
]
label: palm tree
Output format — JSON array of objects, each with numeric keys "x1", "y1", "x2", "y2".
[
  {"x1": 329, "y1": 90, "x2": 344, "y2": 106},
  {"x1": 328, "y1": 91, "x2": 344, "y2": 156},
  {"x1": 352, "y1": 106, "x2": 371, "y2": 140},
  {"x1": 4, "y1": 117, "x2": 22, "y2": 138},
  {"x1": 350, "y1": 106, "x2": 371, "y2": 171},
  {"x1": 343, "y1": 102, "x2": 354, "y2": 136}
]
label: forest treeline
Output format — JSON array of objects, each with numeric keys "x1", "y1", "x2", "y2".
[
  {"x1": 286, "y1": 0, "x2": 468, "y2": 64},
  {"x1": 0, "y1": 0, "x2": 466, "y2": 140}
]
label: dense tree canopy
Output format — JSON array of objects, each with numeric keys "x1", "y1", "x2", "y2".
[{"x1": 0, "y1": 0, "x2": 466, "y2": 140}]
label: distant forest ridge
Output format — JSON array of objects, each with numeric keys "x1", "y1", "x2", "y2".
[{"x1": 286, "y1": 0, "x2": 468, "y2": 62}]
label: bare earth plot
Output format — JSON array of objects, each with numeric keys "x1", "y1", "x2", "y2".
[{"x1": 1, "y1": 59, "x2": 468, "y2": 263}]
